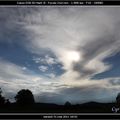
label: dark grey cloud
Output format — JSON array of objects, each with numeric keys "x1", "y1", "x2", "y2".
[
  {"x1": 73, "y1": 34, "x2": 120, "y2": 78},
  {"x1": 109, "y1": 78, "x2": 120, "y2": 86}
]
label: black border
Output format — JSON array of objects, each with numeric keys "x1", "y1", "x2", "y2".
[
  {"x1": 0, "y1": 114, "x2": 120, "y2": 119},
  {"x1": 0, "y1": 1, "x2": 119, "y2": 6}
]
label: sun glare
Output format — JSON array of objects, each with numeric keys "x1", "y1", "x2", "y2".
[{"x1": 66, "y1": 51, "x2": 80, "y2": 62}]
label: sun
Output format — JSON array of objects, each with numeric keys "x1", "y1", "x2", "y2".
[{"x1": 66, "y1": 51, "x2": 80, "y2": 62}]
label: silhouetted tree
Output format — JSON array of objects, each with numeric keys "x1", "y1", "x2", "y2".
[
  {"x1": 5, "y1": 99, "x2": 10, "y2": 105},
  {"x1": 0, "y1": 88, "x2": 5, "y2": 106},
  {"x1": 116, "y1": 93, "x2": 120, "y2": 106},
  {"x1": 15, "y1": 89, "x2": 35, "y2": 105},
  {"x1": 64, "y1": 101, "x2": 71, "y2": 106}
]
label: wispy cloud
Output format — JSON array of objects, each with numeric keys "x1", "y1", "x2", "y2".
[
  {"x1": 19, "y1": 7, "x2": 120, "y2": 79},
  {"x1": 0, "y1": 7, "x2": 120, "y2": 103}
]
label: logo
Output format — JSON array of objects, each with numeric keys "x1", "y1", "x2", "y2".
[{"x1": 112, "y1": 106, "x2": 120, "y2": 113}]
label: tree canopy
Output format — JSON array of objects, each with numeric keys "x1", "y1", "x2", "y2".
[
  {"x1": 64, "y1": 101, "x2": 71, "y2": 106},
  {"x1": 116, "y1": 93, "x2": 120, "y2": 105},
  {"x1": 15, "y1": 89, "x2": 35, "y2": 105}
]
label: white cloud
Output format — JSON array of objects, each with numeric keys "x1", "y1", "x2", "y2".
[
  {"x1": 45, "y1": 55, "x2": 57, "y2": 65},
  {"x1": 33, "y1": 55, "x2": 58, "y2": 65},
  {"x1": 33, "y1": 57, "x2": 41, "y2": 63},
  {"x1": 22, "y1": 67, "x2": 27, "y2": 70},
  {"x1": 38, "y1": 65, "x2": 48, "y2": 72},
  {"x1": 46, "y1": 73, "x2": 56, "y2": 78}
]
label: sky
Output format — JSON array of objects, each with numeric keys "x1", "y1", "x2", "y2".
[{"x1": 0, "y1": 7, "x2": 120, "y2": 104}]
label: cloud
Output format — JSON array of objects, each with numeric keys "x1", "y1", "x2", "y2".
[
  {"x1": 0, "y1": 59, "x2": 59, "y2": 101},
  {"x1": 73, "y1": 34, "x2": 120, "y2": 79},
  {"x1": 0, "y1": 58, "x2": 120, "y2": 103},
  {"x1": 17, "y1": 7, "x2": 120, "y2": 79},
  {"x1": 107, "y1": 78, "x2": 120, "y2": 86},
  {"x1": 44, "y1": 55, "x2": 58, "y2": 65},
  {"x1": 33, "y1": 55, "x2": 58, "y2": 65},
  {"x1": 22, "y1": 67, "x2": 27, "y2": 70},
  {"x1": 46, "y1": 73, "x2": 56, "y2": 78},
  {"x1": 36, "y1": 83, "x2": 119, "y2": 104},
  {"x1": 38, "y1": 65, "x2": 48, "y2": 72},
  {"x1": 36, "y1": 78, "x2": 120, "y2": 104},
  {"x1": 0, "y1": 59, "x2": 28, "y2": 80},
  {"x1": 1, "y1": 7, "x2": 120, "y2": 103}
]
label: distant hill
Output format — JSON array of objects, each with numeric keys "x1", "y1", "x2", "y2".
[{"x1": 0, "y1": 101, "x2": 116, "y2": 113}]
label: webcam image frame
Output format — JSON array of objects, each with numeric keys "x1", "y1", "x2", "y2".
[{"x1": 0, "y1": 1, "x2": 120, "y2": 119}]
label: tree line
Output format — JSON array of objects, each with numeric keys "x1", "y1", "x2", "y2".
[
  {"x1": 1, "y1": 87, "x2": 120, "y2": 107},
  {"x1": 0, "y1": 88, "x2": 35, "y2": 106}
]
